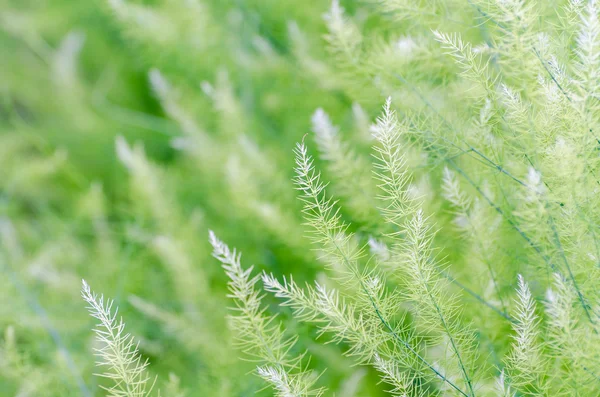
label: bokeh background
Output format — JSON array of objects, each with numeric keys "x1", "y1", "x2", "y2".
[
  {"x1": 1, "y1": 1, "x2": 398, "y2": 395},
  {"x1": 1, "y1": 0, "x2": 572, "y2": 395}
]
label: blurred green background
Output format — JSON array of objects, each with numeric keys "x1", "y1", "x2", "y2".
[
  {"x1": 0, "y1": 0, "x2": 554, "y2": 395},
  {"x1": 0, "y1": 0, "x2": 388, "y2": 395}
]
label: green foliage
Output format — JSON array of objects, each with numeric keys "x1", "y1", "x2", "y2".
[{"x1": 4, "y1": 0, "x2": 600, "y2": 396}]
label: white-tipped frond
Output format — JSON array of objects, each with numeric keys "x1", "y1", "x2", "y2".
[{"x1": 81, "y1": 280, "x2": 155, "y2": 397}]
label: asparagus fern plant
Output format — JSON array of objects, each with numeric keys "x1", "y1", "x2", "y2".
[{"x1": 2, "y1": 0, "x2": 600, "y2": 396}]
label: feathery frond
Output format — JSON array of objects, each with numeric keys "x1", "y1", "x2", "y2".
[
  {"x1": 209, "y1": 231, "x2": 323, "y2": 397},
  {"x1": 505, "y1": 275, "x2": 549, "y2": 395},
  {"x1": 81, "y1": 280, "x2": 155, "y2": 397}
]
